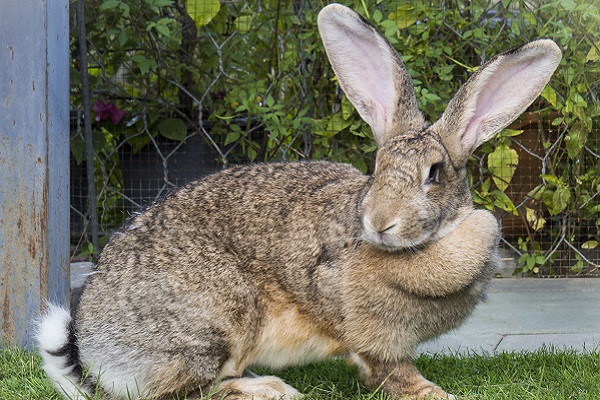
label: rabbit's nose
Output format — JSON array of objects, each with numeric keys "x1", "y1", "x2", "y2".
[
  {"x1": 378, "y1": 222, "x2": 398, "y2": 236},
  {"x1": 363, "y1": 215, "x2": 401, "y2": 239},
  {"x1": 365, "y1": 212, "x2": 401, "y2": 232}
]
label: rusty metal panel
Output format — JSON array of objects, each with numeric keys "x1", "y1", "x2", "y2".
[{"x1": 0, "y1": 1, "x2": 70, "y2": 349}]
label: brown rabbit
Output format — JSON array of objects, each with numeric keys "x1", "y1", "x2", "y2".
[{"x1": 37, "y1": 3, "x2": 561, "y2": 400}]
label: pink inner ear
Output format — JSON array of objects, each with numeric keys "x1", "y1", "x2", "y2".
[
  {"x1": 461, "y1": 114, "x2": 488, "y2": 150},
  {"x1": 334, "y1": 27, "x2": 396, "y2": 135},
  {"x1": 460, "y1": 56, "x2": 547, "y2": 150}
]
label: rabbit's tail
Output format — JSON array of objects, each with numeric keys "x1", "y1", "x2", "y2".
[{"x1": 37, "y1": 304, "x2": 93, "y2": 399}]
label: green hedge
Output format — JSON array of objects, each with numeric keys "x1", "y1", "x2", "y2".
[{"x1": 72, "y1": 0, "x2": 599, "y2": 274}]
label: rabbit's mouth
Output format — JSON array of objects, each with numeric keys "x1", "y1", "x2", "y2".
[
  {"x1": 364, "y1": 234, "x2": 431, "y2": 252},
  {"x1": 361, "y1": 218, "x2": 435, "y2": 252}
]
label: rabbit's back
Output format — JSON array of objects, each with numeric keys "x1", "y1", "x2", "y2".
[
  {"x1": 74, "y1": 161, "x2": 367, "y2": 396},
  {"x1": 87, "y1": 160, "x2": 368, "y2": 282}
]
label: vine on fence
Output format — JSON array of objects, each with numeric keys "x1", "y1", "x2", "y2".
[{"x1": 71, "y1": 0, "x2": 599, "y2": 275}]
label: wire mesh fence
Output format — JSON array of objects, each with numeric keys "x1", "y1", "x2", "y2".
[{"x1": 70, "y1": 0, "x2": 599, "y2": 276}]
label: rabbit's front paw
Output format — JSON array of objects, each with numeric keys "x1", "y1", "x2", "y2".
[
  {"x1": 360, "y1": 357, "x2": 455, "y2": 400},
  {"x1": 460, "y1": 208, "x2": 501, "y2": 251}
]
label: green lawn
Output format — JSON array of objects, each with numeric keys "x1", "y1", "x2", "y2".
[{"x1": 2, "y1": 346, "x2": 599, "y2": 399}]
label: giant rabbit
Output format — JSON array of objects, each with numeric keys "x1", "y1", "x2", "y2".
[{"x1": 38, "y1": 3, "x2": 561, "y2": 399}]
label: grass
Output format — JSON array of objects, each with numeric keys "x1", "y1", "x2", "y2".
[
  {"x1": 0, "y1": 346, "x2": 63, "y2": 400},
  {"x1": 2, "y1": 346, "x2": 600, "y2": 399}
]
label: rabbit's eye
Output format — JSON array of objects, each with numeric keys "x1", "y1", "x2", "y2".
[{"x1": 426, "y1": 162, "x2": 443, "y2": 184}]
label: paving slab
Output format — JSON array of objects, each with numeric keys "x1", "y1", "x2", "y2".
[
  {"x1": 419, "y1": 278, "x2": 600, "y2": 355},
  {"x1": 495, "y1": 333, "x2": 600, "y2": 353}
]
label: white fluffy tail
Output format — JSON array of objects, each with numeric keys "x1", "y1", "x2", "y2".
[{"x1": 36, "y1": 304, "x2": 91, "y2": 399}]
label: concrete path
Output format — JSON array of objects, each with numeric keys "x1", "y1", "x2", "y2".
[
  {"x1": 418, "y1": 278, "x2": 600, "y2": 355},
  {"x1": 71, "y1": 263, "x2": 600, "y2": 355}
]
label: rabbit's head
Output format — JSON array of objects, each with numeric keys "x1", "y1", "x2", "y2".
[{"x1": 318, "y1": 4, "x2": 561, "y2": 251}]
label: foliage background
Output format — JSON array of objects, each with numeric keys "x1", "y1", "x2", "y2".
[{"x1": 71, "y1": 0, "x2": 600, "y2": 275}]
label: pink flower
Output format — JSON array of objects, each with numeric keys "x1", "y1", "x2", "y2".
[{"x1": 93, "y1": 100, "x2": 124, "y2": 124}]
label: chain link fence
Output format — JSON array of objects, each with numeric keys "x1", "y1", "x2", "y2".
[{"x1": 70, "y1": 0, "x2": 599, "y2": 276}]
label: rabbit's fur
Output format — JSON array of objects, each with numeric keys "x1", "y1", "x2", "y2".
[{"x1": 37, "y1": 4, "x2": 561, "y2": 400}]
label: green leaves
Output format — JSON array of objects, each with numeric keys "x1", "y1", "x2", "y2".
[
  {"x1": 586, "y1": 44, "x2": 599, "y2": 62},
  {"x1": 145, "y1": 0, "x2": 173, "y2": 9},
  {"x1": 131, "y1": 54, "x2": 157, "y2": 75},
  {"x1": 540, "y1": 174, "x2": 572, "y2": 216},
  {"x1": 389, "y1": 4, "x2": 419, "y2": 29},
  {"x1": 487, "y1": 144, "x2": 519, "y2": 192},
  {"x1": 559, "y1": 0, "x2": 577, "y2": 11},
  {"x1": 186, "y1": 0, "x2": 220, "y2": 27},
  {"x1": 472, "y1": 178, "x2": 518, "y2": 215},
  {"x1": 146, "y1": 17, "x2": 176, "y2": 37},
  {"x1": 100, "y1": 0, "x2": 130, "y2": 16},
  {"x1": 550, "y1": 185, "x2": 572, "y2": 216},
  {"x1": 541, "y1": 85, "x2": 559, "y2": 108},
  {"x1": 526, "y1": 207, "x2": 547, "y2": 232},
  {"x1": 158, "y1": 118, "x2": 188, "y2": 141},
  {"x1": 565, "y1": 122, "x2": 589, "y2": 159},
  {"x1": 315, "y1": 113, "x2": 353, "y2": 138}
]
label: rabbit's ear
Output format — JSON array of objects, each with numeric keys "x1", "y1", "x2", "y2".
[
  {"x1": 317, "y1": 4, "x2": 425, "y2": 146},
  {"x1": 433, "y1": 40, "x2": 562, "y2": 166}
]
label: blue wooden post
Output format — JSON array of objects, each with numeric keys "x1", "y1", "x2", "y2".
[{"x1": 0, "y1": 1, "x2": 70, "y2": 348}]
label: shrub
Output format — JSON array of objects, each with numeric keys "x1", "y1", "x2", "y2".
[{"x1": 72, "y1": 0, "x2": 599, "y2": 275}]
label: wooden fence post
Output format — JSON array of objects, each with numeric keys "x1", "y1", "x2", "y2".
[{"x1": 0, "y1": 1, "x2": 70, "y2": 348}]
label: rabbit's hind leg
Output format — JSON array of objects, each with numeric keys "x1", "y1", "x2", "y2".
[
  {"x1": 142, "y1": 344, "x2": 233, "y2": 399},
  {"x1": 212, "y1": 375, "x2": 302, "y2": 400}
]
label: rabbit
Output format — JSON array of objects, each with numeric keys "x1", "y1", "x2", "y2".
[{"x1": 37, "y1": 3, "x2": 561, "y2": 400}]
